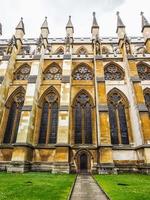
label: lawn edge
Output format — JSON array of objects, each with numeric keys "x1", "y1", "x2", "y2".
[
  {"x1": 92, "y1": 175, "x2": 112, "y2": 200},
  {"x1": 67, "y1": 174, "x2": 77, "y2": 200}
]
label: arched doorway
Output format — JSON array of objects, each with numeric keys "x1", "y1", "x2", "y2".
[{"x1": 80, "y1": 153, "x2": 88, "y2": 173}]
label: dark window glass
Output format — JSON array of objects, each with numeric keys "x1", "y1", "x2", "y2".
[
  {"x1": 74, "y1": 103, "x2": 82, "y2": 144},
  {"x1": 39, "y1": 102, "x2": 49, "y2": 144},
  {"x1": 108, "y1": 104, "x2": 119, "y2": 144},
  {"x1": 118, "y1": 103, "x2": 129, "y2": 144},
  {"x1": 3, "y1": 102, "x2": 17, "y2": 143},
  {"x1": 84, "y1": 103, "x2": 92, "y2": 144},
  {"x1": 49, "y1": 102, "x2": 58, "y2": 144}
]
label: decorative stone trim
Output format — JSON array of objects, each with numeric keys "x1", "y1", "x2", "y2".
[
  {"x1": 33, "y1": 55, "x2": 41, "y2": 60},
  {"x1": 0, "y1": 144, "x2": 14, "y2": 149},
  {"x1": 28, "y1": 75, "x2": 37, "y2": 83},
  {"x1": 98, "y1": 105, "x2": 108, "y2": 112},
  {"x1": 2, "y1": 55, "x2": 10, "y2": 60},
  {"x1": 22, "y1": 105, "x2": 32, "y2": 111},
  {"x1": 137, "y1": 104, "x2": 148, "y2": 112},
  {"x1": 95, "y1": 55, "x2": 102, "y2": 60},
  {"x1": 13, "y1": 143, "x2": 34, "y2": 149},
  {"x1": 131, "y1": 76, "x2": 140, "y2": 82},
  {"x1": 96, "y1": 77, "x2": 105, "y2": 82},
  {"x1": 63, "y1": 54, "x2": 71, "y2": 59},
  {"x1": 0, "y1": 76, "x2": 4, "y2": 83},
  {"x1": 62, "y1": 75, "x2": 70, "y2": 83},
  {"x1": 59, "y1": 105, "x2": 69, "y2": 111}
]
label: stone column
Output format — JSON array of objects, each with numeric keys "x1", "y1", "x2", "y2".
[{"x1": 53, "y1": 57, "x2": 72, "y2": 174}]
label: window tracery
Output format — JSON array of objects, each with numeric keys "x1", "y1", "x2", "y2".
[
  {"x1": 137, "y1": 62, "x2": 150, "y2": 80},
  {"x1": 77, "y1": 47, "x2": 88, "y2": 56},
  {"x1": 144, "y1": 88, "x2": 150, "y2": 114},
  {"x1": 73, "y1": 91, "x2": 93, "y2": 144},
  {"x1": 108, "y1": 89, "x2": 129, "y2": 145},
  {"x1": 72, "y1": 64, "x2": 93, "y2": 80},
  {"x1": 104, "y1": 63, "x2": 124, "y2": 80},
  {"x1": 43, "y1": 63, "x2": 62, "y2": 80},
  {"x1": 38, "y1": 88, "x2": 59, "y2": 144},
  {"x1": 3, "y1": 90, "x2": 25, "y2": 144},
  {"x1": 14, "y1": 64, "x2": 31, "y2": 80}
]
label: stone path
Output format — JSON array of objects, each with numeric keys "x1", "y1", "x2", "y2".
[{"x1": 70, "y1": 174, "x2": 109, "y2": 200}]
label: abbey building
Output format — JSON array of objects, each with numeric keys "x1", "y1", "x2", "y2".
[{"x1": 0, "y1": 12, "x2": 150, "y2": 174}]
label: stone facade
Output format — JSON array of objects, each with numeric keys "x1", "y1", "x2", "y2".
[{"x1": 0, "y1": 13, "x2": 150, "y2": 174}]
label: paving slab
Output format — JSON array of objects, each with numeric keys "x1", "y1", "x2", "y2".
[{"x1": 70, "y1": 175, "x2": 109, "y2": 200}]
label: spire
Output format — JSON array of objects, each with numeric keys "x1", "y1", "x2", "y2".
[
  {"x1": 116, "y1": 11, "x2": 125, "y2": 33},
  {"x1": 41, "y1": 16, "x2": 49, "y2": 34},
  {"x1": 92, "y1": 12, "x2": 99, "y2": 28},
  {"x1": 141, "y1": 12, "x2": 150, "y2": 32},
  {"x1": 66, "y1": 16, "x2": 74, "y2": 31},
  {"x1": 16, "y1": 17, "x2": 25, "y2": 34}
]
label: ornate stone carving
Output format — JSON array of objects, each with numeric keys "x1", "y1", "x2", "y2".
[
  {"x1": 104, "y1": 63, "x2": 124, "y2": 80},
  {"x1": 14, "y1": 64, "x2": 30, "y2": 80},
  {"x1": 137, "y1": 63, "x2": 150, "y2": 80},
  {"x1": 43, "y1": 64, "x2": 62, "y2": 80},
  {"x1": 72, "y1": 64, "x2": 93, "y2": 80}
]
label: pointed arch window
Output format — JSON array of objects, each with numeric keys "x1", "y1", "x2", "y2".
[
  {"x1": 3, "y1": 91, "x2": 25, "y2": 144},
  {"x1": 73, "y1": 91, "x2": 93, "y2": 144},
  {"x1": 144, "y1": 88, "x2": 150, "y2": 114},
  {"x1": 137, "y1": 62, "x2": 150, "y2": 80},
  {"x1": 14, "y1": 64, "x2": 31, "y2": 80},
  {"x1": 104, "y1": 63, "x2": 125, "y2": 80},
  {"x1": 55, "y1": 47, "x2": 64, "y2": 55},
  {"x1": 43, "y1": 63, "x2": 62, "y2": 80},
  {"x1": 38, "y1": 89, "x2": 59, "y2": 144},
  {"x1": 108, "y1": 89, "x2": 129, "y2": 145},
  {"x1": 76, "y1": 47, "x2": 88, "y2": 56},
  {"x1": 72, "y1": 64, "x2": 93, "y2": 80}
]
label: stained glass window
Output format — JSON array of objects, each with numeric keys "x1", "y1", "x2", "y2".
[
  {"x1": 38, "y1": 89, "x2": 59, "y2": 144},
  {"x1": 43, "y1": 63, "x2": 62, "y2": 80},
  {"x1": 72, "y1": 64, "x2": 93, "y2": 80},
  {"x1": 104, "y1": 63, "x2": 124, "y2": 80},
  {"x1": 3, "y1": 92, "x2": 25, "y2": 144},
  {"x1": 14, "y1": 64, "x2": 30, "y2": 80},
  {"x1": 144, "y1": 88, "x2": 150, "y2": 114},
  {"x1": 108, "y1": 89, "x2": 129, "y2": 145},
  {"x1": 137, "y1": 62, "x2": 150, "y2": 80},
  {"x1": 74, "y1": 91, "x2": 93, "y2": 144}
]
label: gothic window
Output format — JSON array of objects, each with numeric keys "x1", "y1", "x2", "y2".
[
  {"x1": 14, "y1": 64, "x2": 31, "y2": 80},
  {"x1": 43, "y1": 63, "x2": 62, "y2": 80},
  {"x1": 55, "y1": 47, "x2": 64, "y2": 55},
  {"x1": 108, "y1": 89, "x2": 129, "y2": 145},
  {"x1": 76, "y1": 47, "x2": 88, "y2": 56},
  {"x1": 137, "y1": 62, "x2": 150, "y2": 80},
  {"x1": 73, "y1": 91, "x2": 93, "y2": 144},
  {"x1": 144, "y1": 88, "x2": 150, "y2": 114},
  {"x1": 38, "y1": 88, "x2": 59, "y2": 144},
  {"x1": 104, "y1": 63, "x2": 124, "y2": 80},
  {"x1": 3, "y1": 90, "x2": 25, "y2": 144},
  {"x1": 72, "y1": 64, "x2": 93, "y2": 80}
]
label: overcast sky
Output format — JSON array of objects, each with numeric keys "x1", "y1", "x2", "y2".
[{"x1": 0, "y1": 0, "x2": 150, "y2": 38}]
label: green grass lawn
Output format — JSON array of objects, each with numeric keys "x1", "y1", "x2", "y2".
[
  {"x1": 95, "y1": 174, "x2": 150, "y2": 200},
  {"x1": 0, "y1": 172, "x2": 75, "y2": 200}
]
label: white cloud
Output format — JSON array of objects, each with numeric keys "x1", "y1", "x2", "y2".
[{"x1": 0, "y1": 0, "x2": 150, "y2": 38}]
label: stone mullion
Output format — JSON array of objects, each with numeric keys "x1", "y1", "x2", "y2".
[{"x1": 46, "y1": 106, "x2": 51, "y2": 145}]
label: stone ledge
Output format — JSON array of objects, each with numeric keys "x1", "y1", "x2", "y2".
[
  {"x1": 96, "y1": 77, "x2": 105, "y2": 82},
  {"x1": 28, "y1": 75, "x2": 37, "y2": 83},
  {"x1": 22, "y1": 105, "x2": 32, "y2": 111},
  {"x1": 98, "y1": 105, "x2": 108, "y2": 112},
  {"x1": 63, "y1": 54, "x2": 71, "y2": 59},
  {"x1": 131, "y1": 76, "x2": 140, "y2": 82},
  {"x1": 59, "y1": 105, "x2": 69, "y2": 111},
  {"x1": 61, "y1": 75, "x2": 70, "y2": 83},
  {"x1": 137, "y1": 104, "x2": 148, "y2": 112}
]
